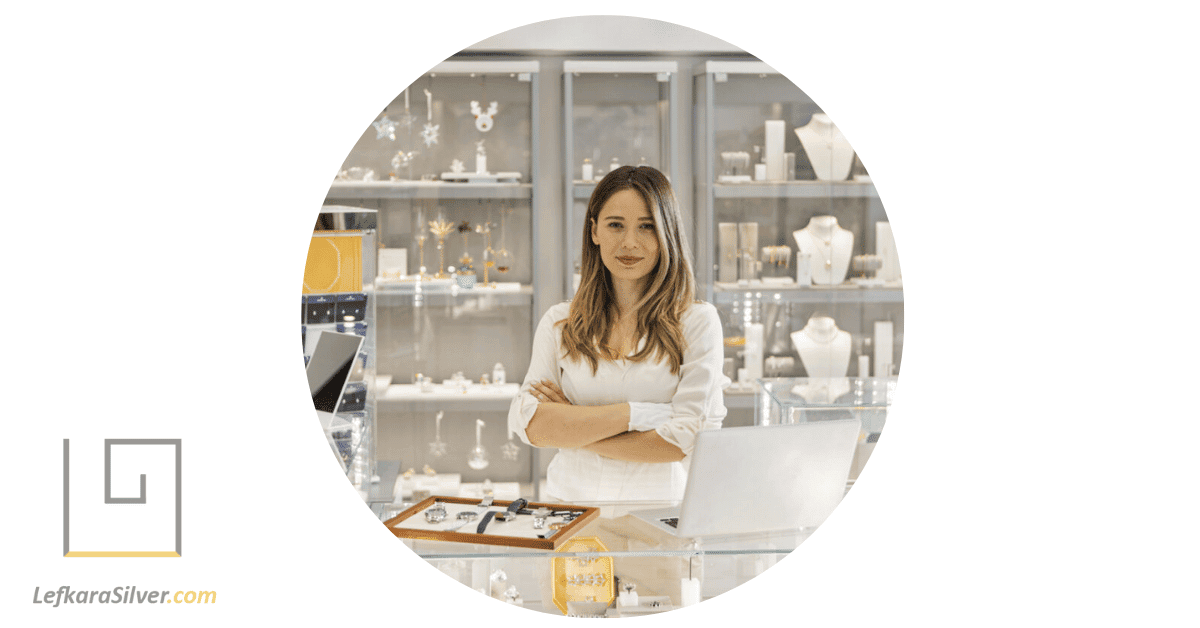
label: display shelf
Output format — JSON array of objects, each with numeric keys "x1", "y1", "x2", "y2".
[
  {"x1": 713, "y1": 283, "x2": 903, "y2": 304},
  {"x1": 713, "y1": 181, "x2": 878, "y2": 199},
  {"x1": 379, "y1": 383, "x2": 518, "y2": 412},
  {"x1": 571, "y1": 182, "x2": 596, "y2": 199},
  {"x1": 326, "y1": 181, "x2": 532, "y2": 200},
  {"x1": 694, "y1": 60, "x2": 903, "y2": 389},
  {"x1": 375, "y1": 282, "x2": 533, "y2": 307},
  {"x1": 329, "y1": 60, "x2": 546, "y2": 498}
]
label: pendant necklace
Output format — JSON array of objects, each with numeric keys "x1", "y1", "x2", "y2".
[{"x1": 809, "y1": 230, "x2": 834, "y2": 269}]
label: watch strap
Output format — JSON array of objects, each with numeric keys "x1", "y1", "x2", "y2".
[{"x1": 476, "y1": 510, "x2": 496, "y2": 534}]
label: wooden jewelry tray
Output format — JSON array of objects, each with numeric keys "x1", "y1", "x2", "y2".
[{"x1": 383, "y1": 496, "x2": 600, "y2": 550}]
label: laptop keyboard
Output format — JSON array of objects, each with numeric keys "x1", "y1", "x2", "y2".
[{"x1": 660, "y1": 517, "x2": 679, "y2": 528}]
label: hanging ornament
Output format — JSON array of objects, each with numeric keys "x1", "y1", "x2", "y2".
[
  {"x1": 471, "y1": 100, "x2": 499, "y2": 132},
  {"x1": 421, "y1": 88, "x2": 439, "y2": 146},
  {"x1": 422, "y1": 123, "x2": 440, "y2": 147},
  {"x1": 397, "y1": 88, "x2": 416, "y2": 131},
  {"x1": 373, "y1": 115, "x2": 398, "y2": 141}
]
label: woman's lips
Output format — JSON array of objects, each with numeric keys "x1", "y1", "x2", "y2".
[{"x1": 617, "y1": 256, "x2": 643, "y2": 265}]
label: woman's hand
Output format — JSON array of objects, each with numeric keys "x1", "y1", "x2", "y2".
[{"x1": 529, "y1": 379, "x2": 572, "y2": 405}]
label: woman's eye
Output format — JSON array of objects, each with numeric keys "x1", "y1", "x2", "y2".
[
  {"x1": 640, "y1": 224, "x2": 655, "y2": 231},
  {"x1": 607, "y1": 222, "x2": 623, "y2": 229}
]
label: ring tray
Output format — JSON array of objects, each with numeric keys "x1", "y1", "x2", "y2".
[{"x1": 383, "y1": 495, "x2": 600, "y2": 550}]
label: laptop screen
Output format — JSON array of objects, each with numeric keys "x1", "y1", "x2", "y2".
[{"x1": 306, "y1": 331, "x2": 364, "y2": 414}]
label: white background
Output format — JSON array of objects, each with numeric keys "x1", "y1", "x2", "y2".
[
  {"x1": 3, "y1": 1, "x2": 1197, "y2": 626},
  {"x1": 67, "y1": 442, "x2": 178, "y2": 552}
]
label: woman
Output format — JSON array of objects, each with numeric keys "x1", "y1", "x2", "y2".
[{"x1": 507, "y1": 165, "x2": 729, "y2": 503}]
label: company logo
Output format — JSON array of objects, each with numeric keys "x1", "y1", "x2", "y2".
[{"x1": 62, "y1": 439, "x2": 182, "y2": 557}]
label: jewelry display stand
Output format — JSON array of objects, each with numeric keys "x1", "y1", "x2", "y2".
[
  {"x1": 790, "y1": 315, "x2": 852, "y2": 378},
  {"x1": 384, "y1": 496, "x2": 599, "y2": 550},
  {"x1": 793, "y1": 113, "x2": 854, "y2": 181},
  {"x1": 793, "y1": 216, "x2": 853, "y2": 285}
]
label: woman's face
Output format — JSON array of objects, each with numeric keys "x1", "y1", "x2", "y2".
[{"x1": 591, "y1": 188, "x2": 660, "y2": 285}]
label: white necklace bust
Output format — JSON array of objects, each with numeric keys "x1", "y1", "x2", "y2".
[
  {"x1": 789, "y1": 314, "x2": 852, "y2": 378},
  {"x1": 794, "y1": 113, "x2": 854, "y2": 181},
  {"x1": 793, "y1": 215, "x2": 854, "y2": 285}
]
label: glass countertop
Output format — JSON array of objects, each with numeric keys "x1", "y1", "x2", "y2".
[
  {"x1": 757, "y1": 376, "x2": 898, "y2": 409},
  {"x1": 385, "y1": 500, "x2": 816, "y2": 560}
]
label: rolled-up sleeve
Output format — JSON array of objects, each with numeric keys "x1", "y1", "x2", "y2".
[
  {"x1": 654, "y1": 303, "x2": 731, "y2": 457},
  {"x1": 507, "y1": 303, "x2": 569, "y2": 445}
]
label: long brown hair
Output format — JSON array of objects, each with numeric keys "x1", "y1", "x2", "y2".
[{"x1": 560, "y1": 165, "x2": 695, "y2": 375}]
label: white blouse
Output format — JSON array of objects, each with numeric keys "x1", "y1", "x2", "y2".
[{"x1": 507, "y1": 301, "x2": 730, "y2": 503}]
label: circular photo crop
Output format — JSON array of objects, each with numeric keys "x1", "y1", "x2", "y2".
[{"x1": 301, "y1": 15, "x2": 902, "y2": 617}]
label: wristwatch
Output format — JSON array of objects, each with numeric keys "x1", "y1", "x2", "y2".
[
  {"x1": 494, "y1": 498, "x2": 528, "y2": 523},
  {"x1": 477, "y1": 498, "x2": 527, "y2": 534},
  {"x1": 445, "y1": 495, "x2": 494, "y2": 532}
]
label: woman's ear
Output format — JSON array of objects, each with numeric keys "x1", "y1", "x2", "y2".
[{"x1": 590, "y1": 218, "x2": 599, "y2": 246}]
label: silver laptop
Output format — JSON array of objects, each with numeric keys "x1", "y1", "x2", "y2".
[
  {"x1": 306, "y1": 330, "x2": 365, "y2": 438},
  {"x1": 631, "y1": 418, "x2": 862, "y2": 537}
]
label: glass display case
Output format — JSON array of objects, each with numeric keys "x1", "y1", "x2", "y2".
[
  {"x1": 563, "y1": 60, "x2": 680, "y2": 297},
  {"x1": 375, "y1": 499, "x2": 812, "y2": 616},
  {"x1": 303, "y1": 206, "x2": 378, "y2": 492},
  {"x1": 322, "y1": 61, "x2": 542, "y2": 501},
  {"x1": 693, "y1": 61, "x2": 903, "y2": 415},
  {"x1": 756, "y1": 376, "x2": 895, "y2": 481}
]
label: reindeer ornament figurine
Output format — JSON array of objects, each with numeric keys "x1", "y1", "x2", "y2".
[{"x1": 471, "y1": 100, "x2": 499, "y2": 132}]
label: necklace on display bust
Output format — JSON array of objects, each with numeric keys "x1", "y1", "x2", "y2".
[
  {"x1": 801, "y1": 316, "x2": 841, "y2": 343},
  {"x1": 805, "y1": 217, "x2": 839, "y2": 268},
  {"x1": 806, "y1": 114, "x2": 835, "y2": 146},
  {"x1": 809, "y1": 237, "x2": 833, "y2": 269}
]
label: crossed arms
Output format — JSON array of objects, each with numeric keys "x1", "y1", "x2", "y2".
[{"x1": 523, "y1": 380, "x2": 685, "y2": 463}]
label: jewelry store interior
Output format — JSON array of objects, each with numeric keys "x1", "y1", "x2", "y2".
[{"x1": 302, "y1": 16, "x2": 902, "y2": 618}]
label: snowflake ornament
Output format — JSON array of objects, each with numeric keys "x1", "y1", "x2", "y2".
[
  {"x1": 373, "y1": 115, "x2": 398, "y2": 141},
  {"x1": 450, "y1": 159, "x2": 465, "y2": 173},
  {"x1": 421, "y1": 122, "x2": 440, "y2": 147}
]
